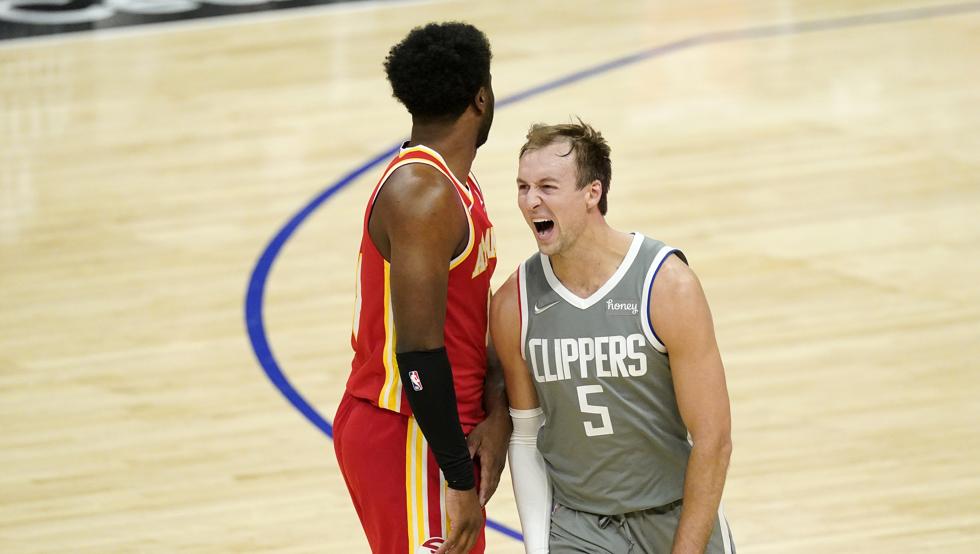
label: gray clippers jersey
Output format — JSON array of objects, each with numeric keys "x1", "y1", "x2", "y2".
[{"x1": 518, "y1": 233, "x2": 691, "y2": 515}]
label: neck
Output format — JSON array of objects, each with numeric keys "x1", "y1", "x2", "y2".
[
  {"x1": 408, "y1": 120, "x2": 478, "y2": 184},
  {"x1": 549, "y1": 220, "x2": 634, "y2": 297}
]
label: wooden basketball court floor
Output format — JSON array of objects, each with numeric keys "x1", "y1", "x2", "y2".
[{"x1": 2, "y1": 0, "x2": 979, "y2": 551}]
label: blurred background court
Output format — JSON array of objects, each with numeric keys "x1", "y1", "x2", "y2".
[{"x1": 2, "y1": 0, "x2": 979, "y2": 551}]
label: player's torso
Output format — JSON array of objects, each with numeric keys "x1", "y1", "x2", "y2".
[
  {"x1": 519, "y1": 234, "x2": 689, "y2": 514},
  {"x1": 348, "y1": 144, "x2": 496, "y2": 432}
]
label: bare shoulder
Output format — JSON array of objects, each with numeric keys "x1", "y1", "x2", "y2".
[
  {"x1": 370, "y1": 163, "x2": 467, "y2": 258},
  {"x1": 651, "y1": 252, "x2": 715, "y2": 348},
  {"x1": 491, "y1": 269, "x2": 535, "y2": 405},
  {"x1": 376, "y1": 163, "x2": 461, "y2": 220},
  {"x1": 492, "y1": 271, "x2": 520, "y2": 309},
  {"x1": 652, "y1": 253, "x2": 704, "y2": 301},
  {"x1": 490, "y1": 271, "x2": 521, "y2": 326}
]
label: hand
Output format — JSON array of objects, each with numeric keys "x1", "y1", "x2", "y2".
[
  {"x1": 466, "y1": 411, "x2": 512, "y2": 505},
  {"x1": 436, "y1": 487, "x2": 483, "y2": 554}
]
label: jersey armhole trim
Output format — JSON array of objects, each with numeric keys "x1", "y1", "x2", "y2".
[
  {"x1": 718, "y1": 502, "x2": 735, "y2": 554},
  {"x1": 518, "y1": 262, "x2": 529, "y2": 361},
  {"x1": 368, "y1": 157, "x2": 475, "y2": 270},
  {"x1": 368, "y1": 157, "x2": 438, "y2": 210},
  {"x1": 641, "y1": 245, "x2": 683, "y2": 354},
  {"x1": 467, "y1": 172, "x2": 482, "y2": 202},
  {"x1": 448, "y1": 203, "x2": 476, "y2": 270}
]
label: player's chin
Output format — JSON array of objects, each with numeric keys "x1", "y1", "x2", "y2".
[{"x1": 535, "y1": 239, "x2": 559, "y2": 256}]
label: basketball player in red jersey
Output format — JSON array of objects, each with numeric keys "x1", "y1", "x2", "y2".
[{"x1": 333, "y1": 23, "x2": 509, "y2": 554}]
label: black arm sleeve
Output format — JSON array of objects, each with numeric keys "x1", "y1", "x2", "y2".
[{"x1": 395, "y1": 347, "x2": 475, "y2": 490}]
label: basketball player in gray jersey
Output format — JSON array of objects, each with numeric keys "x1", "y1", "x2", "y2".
[{"x1": 490, "y1": 121, "x2": 735, "y2": 553}]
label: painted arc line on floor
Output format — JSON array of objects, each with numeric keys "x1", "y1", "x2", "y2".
[{"x1": 244, "y1": 1, "x2": 980, "y2": 542}]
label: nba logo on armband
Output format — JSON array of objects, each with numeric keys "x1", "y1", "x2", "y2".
[
  {"x1": 409, "y1": 370, "x2": 423, "y2": 391},
  {"x1": 416, "y1": 537, "x2": 444, "y2": 553}
]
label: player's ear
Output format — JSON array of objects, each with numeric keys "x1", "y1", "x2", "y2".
[
  {"x1": 473, "y1": 86, "x2": 489, "y2": 114},
  {"x1": 585, "y1": 180, "x2": 602, "y2": 209}
]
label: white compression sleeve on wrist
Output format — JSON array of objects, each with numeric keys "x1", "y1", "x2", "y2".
[{"x1": 508, "y1": 407, "x2": 551, "y2": 554}]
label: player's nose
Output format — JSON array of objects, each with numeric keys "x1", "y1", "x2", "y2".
[{"x1": 524, "y1": 188, "x2": 543, "y2": 209}]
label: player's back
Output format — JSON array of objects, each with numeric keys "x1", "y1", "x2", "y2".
[{"x1": 518, "y1": 233, "x2": 689, "y2": 514}]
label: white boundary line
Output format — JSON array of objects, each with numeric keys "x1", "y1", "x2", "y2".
[{"x1": 0, "y1": 0, "x2": 447, "y2": 50}]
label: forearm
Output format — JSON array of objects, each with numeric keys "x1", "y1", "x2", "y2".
[
  {"x1": 672, "y1": 439, "x2": 732, "y2": 554},
  {"x1": 396, "y1": 348, "x2": 474, "y2": 490},
  {"x1": 508, "y1": 407, "x2": 551, "y2": 553},
  {"x1": 483, "y1": 345, "x2": 509, "y2": 417}
]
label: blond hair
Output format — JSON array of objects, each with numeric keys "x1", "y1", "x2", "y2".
[{"x1": 519, "y1": 119, "x2": 612, "y2": 214}]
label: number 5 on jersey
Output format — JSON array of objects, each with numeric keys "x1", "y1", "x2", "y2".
[{"x1": 576, "y1": 385, "x2": 614, "y2": 436}]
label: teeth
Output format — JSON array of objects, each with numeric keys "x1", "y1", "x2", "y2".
[{"x1": 533, "y1": 219, "x2": 554, "y2": 234}]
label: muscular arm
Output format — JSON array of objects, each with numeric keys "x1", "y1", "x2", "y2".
[
  {"x1": 491, "y1": 273, "x2": 551, "y2": 553},
  {"x1": 371, "y1": 164, "x2": 483, "y2": 552},
  {"x1": 651, "y1": 255, "x2": 732, "y2": 554},
  {"x1": 491, "y1": 273, "x2": 540, "y2": 411},
  {"x1": 371, "y1": 163, "x2": 467, "y2": 351},
  {"x1": 484, "y1": 339, "x2": 509, "y2": 415},
  {"x1": 373, "y1": 164, "x2": 469, "y2": 471}
]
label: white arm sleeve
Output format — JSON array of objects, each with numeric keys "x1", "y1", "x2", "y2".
[{"x1": 508, "y1": 407, "x2": 551, "y2": 554}]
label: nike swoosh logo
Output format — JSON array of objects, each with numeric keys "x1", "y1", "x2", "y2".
[{"x1": 533, "y1": 300, "x2": 560, "y2": 315}]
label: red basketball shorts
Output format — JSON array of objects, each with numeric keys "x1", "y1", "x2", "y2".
[{"x1": 334, "y1": 392, "x2": 486, "y2": 554}]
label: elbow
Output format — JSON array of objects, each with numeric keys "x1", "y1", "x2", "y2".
[
  {"x1": 693, "y1": 432, "x2": 732, "y2": 464},
  {"x1": 720, "y1": 436, "x2": 733, "y2": 464},
  {"x1": 710, "y1": 435, "x2": 732, "y2": 464}
]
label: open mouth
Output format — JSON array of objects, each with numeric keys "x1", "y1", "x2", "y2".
[{"x1": 532, "y1": 219, "x2": 555, "y2": 238}]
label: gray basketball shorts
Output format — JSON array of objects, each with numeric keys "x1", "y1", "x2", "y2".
[{"x1": 549, "y1": 500, "x2": 735, "y2": 554}]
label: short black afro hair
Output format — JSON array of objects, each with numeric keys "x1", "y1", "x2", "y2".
[{"x1": 384, "y1": 22, "x2": 492, "y2": 120}]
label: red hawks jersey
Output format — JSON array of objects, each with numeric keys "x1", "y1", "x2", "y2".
[{"x1": 347, "y1": 144, "x2": 497, "y2": 433}]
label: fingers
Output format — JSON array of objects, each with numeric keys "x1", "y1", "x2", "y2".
[
  {"x1": 467, "y1": 434, "x2": 479, "y2": 459},
  {"x1": 477, "y1": 440, "x2": 505, "y2": 505},
  {"x1": 478, "y1": 464, "x2": 487, "y2": 506},
  {"x1": 434, "y1": 535, "x2": 450, "y2": 554},
  {"x1": 435, "y1": 526, "x2": 478, "y2": 554},
  {"x1": 441, "y1": 485, "x2": 482, "y2": 553},
  {"x1": 479, "y1": 461, "x2": 500, "y2": 506}
]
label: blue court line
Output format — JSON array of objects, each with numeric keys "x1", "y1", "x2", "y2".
[
  {"x1": 243, "y1": 1, "x2": 980, "y2": 543},
  {"x1": 245, "y1": 143, "x2": 401, "y2": 439}
]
